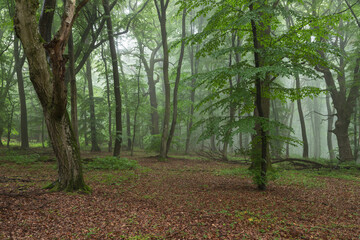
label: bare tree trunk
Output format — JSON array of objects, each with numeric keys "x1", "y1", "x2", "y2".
[
  {"x1": 295, "y1": 74, "x2": 309, "y2": 158},
  {"x1": 185, "y1": 13, "x2": 202, "y2": 155},
  {"x1": 166, "y1": 8, "x2": 186, "y2": 156},
  {"x1": 136, "y1": 38, "x2": 161, "y2": 135},
  {"x1": 325, "y1": 92, "x2": 335, "y2": 159},
  {"x1": 154, "y1": 0, "x2": 170, "y2": 160},
  {"x1": 86, "y1": 58, "x2": 101, "y2": 152},
  {"x1": 103, "y1": 0, "x2": 122, "y2": 157},
  {"x1": 119, "y1": 55, "x2": 132, "y2": 150},
  {"x1": 101, "y1": 45, "x2": 112, "y2": 152},
  {"x1": 285, "y1": 102, "x2": 295, "y2": 158},
  {"x1": 14, "y1": 0, "x2": 89, "y2": 192},
  {"x1": 14, "y1": 36, "x2": 29, "y2": 149},
  {"x1": 68, "y1": 31, "x2": 80, "y2": 147},
  {"x1": 131, "y1": 59, "x2": 142, "y2": 156}
]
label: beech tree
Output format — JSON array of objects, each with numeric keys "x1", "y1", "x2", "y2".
[{"x1": 14, "y1": 0, "x2": 89, "y2": 192}]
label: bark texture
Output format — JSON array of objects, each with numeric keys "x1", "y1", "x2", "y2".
[
  {"x1": 154, "y1": 0, "x2": 170, "y2": 160},
  {"x1": 103, "y1": 0, "x2": 123, "y2": 157},
  {"x1": 14, "y1": 0, "x2": 89, "y2": 192}
]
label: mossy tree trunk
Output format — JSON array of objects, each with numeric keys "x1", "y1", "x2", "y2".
[{"x1": 14, "y1": 0, "x2": 89, "y2": 192}]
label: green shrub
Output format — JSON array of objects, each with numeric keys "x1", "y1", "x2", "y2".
[
  {"x1": 143, "y1": 134, "x2": 161, "y2": 152},
  {"x1": 1, "y1": 153, "x2": 40, "y2": 165},
  {"x1": 84, "y1": 156, "x2": 138, "y2": 170}
]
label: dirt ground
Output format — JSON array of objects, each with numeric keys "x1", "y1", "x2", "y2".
[{"x1": 0, "y1": 149, "x2": 359, "y2": 239}]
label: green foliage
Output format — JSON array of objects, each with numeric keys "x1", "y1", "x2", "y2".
[
  {"x1": 0, "y1": 151, "x2": 42, "y2": 165},
  {"x1": 216, "y1": 167, "x2": 249, "y2": 176},
  {"x1": 84, "y1": 157, "x2": 138, "y2": 171},
  {"x1": 143, "y1": 134, "x2": 161, "y2": 153}
]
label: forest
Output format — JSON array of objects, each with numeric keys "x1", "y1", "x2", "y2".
[{"x1": 0, "y1": 0, "x2": 360, "y2": 239}]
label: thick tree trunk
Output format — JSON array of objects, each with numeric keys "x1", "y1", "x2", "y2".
[
  {"x1": 155, "y1": 0, "x2": 171, "y2": 160},
  {"x1": 103, "y1": 0, "x2": 123, "y2": 157},
  {"x1": 44, "y1": 111, "x2": 87, "y2": 191},
  {"x1": 86, "y1": 58, "x2": 101, "y2": 152},
  {"x1": 14, "y1": 36, "x2": 29, "y2": 149},
  {"x1": 14, "y1": 0, "x2": 89, "y2": 192}
]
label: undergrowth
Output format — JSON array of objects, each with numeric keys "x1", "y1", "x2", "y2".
[{"x1": 84, "y1": 156, "x2": 139, "y2": 171}]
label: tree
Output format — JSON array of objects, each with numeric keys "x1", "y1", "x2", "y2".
[
  {"x1": 14, "y1": 0, "x2": 89, "y2": 192},
  {"x1": 312, "y1": 1, "x2": 360, "y2": 162},
  {"x1": 14, "y1": 36, "x2": 28, "y2": 149},
  {"x1": 102, "y1": 0, "x2": 123, "y2": 157},
  {"x1": 86, "y1": 57, "x2": 101, "y2": 152},
  {"x1": 154, "y1": 0, "x2": 171, "y2": 160}
]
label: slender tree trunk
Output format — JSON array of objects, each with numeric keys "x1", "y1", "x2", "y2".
[
  {"x1": 103, "y1": 0, "x2": 122, "y2": 157},
  {"x1": 155, "y1": 0, "x2": 171, "y2": 160},
  {"x1": 131, "y1": 60, "x2": 142, "y2": 156},
  {"x1": 0, "y1": 128, "x2": 4, "y2": 147},
  {"x1": 295, "y1": 74, "x2": 309, "y2": 158},
  {"x1": 312, "y1": 96, "x2": 321, "y2": 159},
  {"x1": 14, "y1": 36, "x2": 29, "y2": 149},
  {"x1": 119, "y1": 56, "x2": 132, "y2": 150},
  {"x1": 136, "y1": 38, "x2": 161, "y2": 135},
  {"x1": 83, "y1": 77, "x2": 89, "y2": 147},
  {"x1": 68, "y1": 31, "x2": 80, "y2": 147},
  {"x1": 7, "y1": 103, "x2": 14, "y2": 148},
  {"x1": 185, "y1": 13, "x2": 202, "y2": 155},
  {"x1": 354, "y1": 101, "x2": 358, "y2": 160},
  {"x1": 101, "y1": 45, "x2": 112, "y2": 152},
  {"x1": 249, "y1": 2, "x2": 273, "y2": 190},
  {"x1": 285, "y1": 102, "x2": 295, "y2": 158},
  {"x1": 14, "y1": 0, "x2": 89, "y2": 192},
  {"x1": 86, "y1": 58, "x2": 101, "y2": 152},
  {"x1": 325, "y1": 92, "x2": 335, "y2": 159},
  {"x1": 166, "y1": 8, "x2": 186, "y2": 156}
]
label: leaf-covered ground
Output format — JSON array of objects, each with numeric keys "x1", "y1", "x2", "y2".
[{"x1": 0, "y1": 149, "x2": 359, "y2": 239}]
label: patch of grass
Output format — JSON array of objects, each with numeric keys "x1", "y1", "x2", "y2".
[
  {"x1": 308, "y1": 168, "x2": 360, "y2": 182},
  {"x1": 92, "y1": 171, "x2": 136, "y2": 185},
  {"x1": 274, "y1": 170, "x2": 326, "y2": 188},
  {"x1": 215, "y1": 167, "x2": 249, "y2": 177},
  {"x1": 84, "y1": 156, "x2": 138, "y2": 170},
  {"x1": 0, "y1": 153, "x2": 41, "y2": 165}
]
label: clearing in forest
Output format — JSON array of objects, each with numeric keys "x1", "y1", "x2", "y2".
[{"x1": 0, "y1": 148, "x2": 359, "y2": 239}]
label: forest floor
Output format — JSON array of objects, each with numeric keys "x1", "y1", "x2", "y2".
[{"x1": 0, "y1": 147, "x2": 360, "y2": 240}]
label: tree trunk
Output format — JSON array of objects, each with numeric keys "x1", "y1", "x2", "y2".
[
  {"x1": 86, "y1": 58, "x2": 101, "y2": 152},
  {"x1": 101, "y1": 45, "x2": 112, "y2": 152},
  {"x1": 103, "y1": 0, "x2": 122, "y2": 157},
  {"x1": 166, "y1": 8, "x2": 186, "y2": 156},
  {"x1": 68, "y1": 31, "x2": 80, "y2": 147},
  {"x1": 285, "y1": 102, "x2": 295, "y2": 158},
  {"x1": 154, "y1": 0, "x2": 171, "y2": 160},
  {"x1": 185, "y1": 12, "x2": 202, "y2": 155},
  {"x1": 131, "y1": 59, "x2": 142, "y2": 156},
  {"x1": 119, "y1": 55, "x2": 132, "y2": 150},
  {"x1": 136, "y1": 38, "x2": 161, "y2": 136},
  {"x1": 249, "y1": 2, "x2": 273, "y2": 190},
  {"x1": 295, "y1": 74, "x2": 309, "y2": 158},
  {"x1": 326, "y1": 92, "x2": 335, "y2": 160},
  {"x1": 14, "y1": 36, "x2": 29, "y2": 149},
  {"x1": 14, "y1": 0, "x2": 89, "y2": 192}
]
